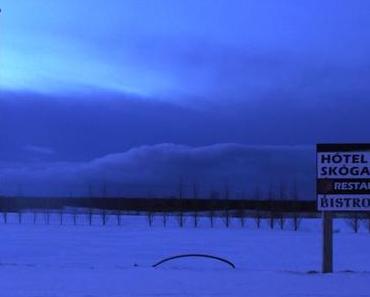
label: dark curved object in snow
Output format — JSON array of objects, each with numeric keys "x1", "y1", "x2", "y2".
[{"x1": 152, "y1": 254, "x2": 236, "y2": 269}]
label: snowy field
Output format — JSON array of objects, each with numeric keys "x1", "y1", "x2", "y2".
[{"x1": 0, "y1": 213, "x2": 369, "y2": 297}]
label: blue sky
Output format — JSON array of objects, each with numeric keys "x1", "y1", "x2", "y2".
[
  {"x1": 1, "y1": 0, "x2": 369, "y2": 96},
  {"x1": 0, "y1": 1, "x2": 370, "y2": 197}
]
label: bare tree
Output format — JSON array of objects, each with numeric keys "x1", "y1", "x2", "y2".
[
  {"x1": 58, "y1": 196, "x2": 65, "y2": 226},
  {"x1": 44, "y1": 198, "x2": 51, "y2": 225},
  {"x1": 278, "y1": 181, "x2": 286, "y2": 230},
  {"x1": 291, "y1": 180, "x2": 302, "y2": 231},
  {"x1": 101, "y1": 181, "x2": 107, "y2": 226},
  {"x1": 147, "y1": 210, "x2": 154, "y2": 227},
  {"x1": 33, "y1": 210, "x2": 37, "y2": 224},
  {"x1": 223, "y1": 182, "x2": 230, "y2": 228},
  {"x1": 17, "y1": 184, "x2": 23, "y2": 224},
  {"x1": 238, "y1": 191, "x2": 247, "y2": 228},
  {"x1": 1, "y1": 194, "x2": 8, "y2": 224},
  {"x1": 59, "y1": 207, "x2": 64, "y2": 225},
  {"x1": 87, "y1": 183, "x2": 94, "y2": 226},
  {"x1": 160, "y1": 198, "x2": 168, "y2": 227},
  {"x1": 162, "y1": 209, "x2": 168, "y2": 227},
  {"x1": 116, "y1": 210, "x2": 122, "y2": 226},
  {"x1": 254, "y1": 186, "x2": 262, "y2": 228},
  {"x1": 268, "y1": 183, "x2": 275, "y2": 229},
  {"x1": 176, "y1": 177, "x2": 185, "y2": 228},
  {"x1": 347, "y1": 213, "x2": 360, "y2": 233},
  {"x1": 3, "y1": 209, "x2": 8, "y2": 224},
  {"x1": 73, "y1": 208, "x2": 78, "y2": 226},
  {"x1": 208, "y1": 190, "x2": 218, "y2": 228},
  {"x1": 146, "y1": 189, "x2": 155, "y2": 227},
  {"x1": 192, "y1": 181, "x2": 199, "y2": 228}
]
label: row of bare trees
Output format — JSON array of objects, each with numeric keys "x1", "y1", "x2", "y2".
[
  {"x1": 1, "y1": 207, "x2": 370, "y2": 233},
  {"x1": 1, "y1": 179, "x2": 369, "y2": 232}
]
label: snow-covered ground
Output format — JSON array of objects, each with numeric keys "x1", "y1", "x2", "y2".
[{"x1": 0, "y1": 213, "x2": 369, "y2": 297}]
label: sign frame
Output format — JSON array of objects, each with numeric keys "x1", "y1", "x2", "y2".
[{"x1": 316, "y1": 143, "x2": 370, "y2": 273}]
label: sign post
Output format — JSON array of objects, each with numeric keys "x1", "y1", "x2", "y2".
[
  {"x1": 317, "y1": 144, "x2": 370, "y2": 273},
  {"x1": 322, "y1": 210, "x2": 333, "y2": 273}
]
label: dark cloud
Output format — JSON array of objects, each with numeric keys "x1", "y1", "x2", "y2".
[
  {"x1": 0, "y1": 143, "x2": 314, "y2": 198},
  {"x1": 0, "y1": 90, "x2": 208, "y2": 162},
  {"x1": 1, "y1": 88, "x2": 370, "y2": 165}
]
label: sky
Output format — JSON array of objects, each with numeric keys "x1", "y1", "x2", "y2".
[{"x1": 0, "y1": 1, "x2": 370, "y2": 197}]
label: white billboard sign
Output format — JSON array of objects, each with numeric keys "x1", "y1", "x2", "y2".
[{"x1": 317, "y1": 144, "x2": 370, "y2": 211}]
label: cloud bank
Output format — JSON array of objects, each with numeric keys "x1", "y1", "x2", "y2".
[
  {"x1": 0, "y1": 143, "x2": 315, "y2": 199},
  {"x1": 1, "y1": 89, "x2": 370, "y2": 164}
]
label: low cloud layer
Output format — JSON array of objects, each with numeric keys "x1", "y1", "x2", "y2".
[
  {"x1": 0, "y1": 89, "x2": 368, "y2": 200},
  {"x1": 0, "y1": 143, "x2": 315, "y2": 199},
  {"x1": 1, "y1": 90, "x2": 370, "y2": 165}
]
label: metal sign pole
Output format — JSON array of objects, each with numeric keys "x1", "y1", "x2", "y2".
[{"x1": 322, "y1": 211, "x2": 333, "y2": 273}]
